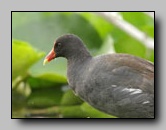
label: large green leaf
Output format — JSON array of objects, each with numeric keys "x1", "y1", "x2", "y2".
[
  {"x1": 61, "y1": 89, "x2": 83, "y2": 106},
  {"x1": 111, "y1": 27, "x2": 154, "y2": 62},
  {"x1": 112, "y1": 28, "x2": 146, "y2": 58},
  {"x1": 12, "y1": 40, "x2": 44, "y2": 80},
  {"x1": 81, "y1": 103, "x2": 116, "y2": 118},
  {"x1": 27, "y1": 74, "x2": 67, "y2": 89},
  {"x1": 80, "y1": 12, "x2": 154, "y2": 62},
  {"x1": 27, "y1": 86, "x2": 63, "y2": 108},
  {"x1": 59, "y1": 105, "x2": 88, "y2": 118},
  {"x1": 120, "y1": 12, "x2": 154, "y2": 38},
  {"x1": 79, "y1": 12, "x2": 113, "y2": 39}
]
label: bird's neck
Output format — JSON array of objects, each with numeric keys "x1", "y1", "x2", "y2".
[
  {"x1": 66, "y1": 47, "x2": 92, "y2": 73},
  {"x1": 66, "y1": 47, "x2": 92, "y2": 64},
  {"x1": 66, "y1": 49, "x2": 92, "y2": 91},
  {"x1": 65, "y1": 45, "x2": 92, "y2": 89}
]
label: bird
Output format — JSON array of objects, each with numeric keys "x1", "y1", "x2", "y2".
[{"x1": 43, "y1": 34, "x2": 154, "y2": 118}]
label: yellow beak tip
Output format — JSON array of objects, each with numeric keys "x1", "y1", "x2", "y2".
[{"x1": 43, "y1": 59, "x2": 49, "y2": 66}]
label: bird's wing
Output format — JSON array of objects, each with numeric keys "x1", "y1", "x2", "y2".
[
  {"x1": 98, "y1": 66, "x2": 154, "y2": 118},
  {"x1": 108, "y1": 65, "x2": 154, "y2": 94}
]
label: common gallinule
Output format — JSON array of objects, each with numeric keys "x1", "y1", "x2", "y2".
[{"x1": 43, "y1": 34, "x2": 154, "y2": 118}]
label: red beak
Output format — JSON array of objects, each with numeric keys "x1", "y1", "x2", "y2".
[{"x1": 43, "y1": 48, "x2": 56, "y2": 65}]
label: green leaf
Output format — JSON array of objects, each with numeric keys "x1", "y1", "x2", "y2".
[
  {"x1": 120, "y1": 12, "x2": 154, "y2": 38},
  {"x1": 12, "y1": 40, "x2": 44, "y2": 80},
  {"x1": 59, "y1": 105, "x2": 88, "y2": 118},
  {"x1": 111, "y1": 27, "x2": 146, "y2": 58},
  {"x1": 79, "y1": 12, "x2": 113, "y2": 39},
  {"x1": 37, "y1": 73, "x2": 66, "y2": 83},
  {"x1": 27, "y1": 73, "x2": 67, "y2": 89},
  {"x1": 97, "y1": 35, "x2": 115, "y2": 55},
  {"x1": 61, "y1": 89, "x2": 84, "y2": 106},
  {"x1": 27, "y1": 86, "x2": 63, "y2": 108},
  {"x1": 81, "y1": 103, "x2": 116, "y2": 118},
  {"x1": 111, "y1": 27, "x2": 154, "y2": 62},
  {"x1": 80, "y1": 12, "x2": 154, "y2": 62}
]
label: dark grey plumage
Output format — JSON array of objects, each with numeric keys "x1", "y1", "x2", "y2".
[{"x1": 52, "y1": 34, "x2": 154, "y2": 118}]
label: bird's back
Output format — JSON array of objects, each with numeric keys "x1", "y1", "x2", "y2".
[{"x1": 75, "y1": 54, "x2": 154, "y2": 118}]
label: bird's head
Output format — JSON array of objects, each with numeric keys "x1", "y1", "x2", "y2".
[{"x1": 43, "y1": 34, "x2": 90, "y2": 65}]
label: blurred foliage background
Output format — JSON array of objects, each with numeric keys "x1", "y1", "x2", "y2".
[{"x1": 12, "y1": 12, "x2": 154, "y2": 118}]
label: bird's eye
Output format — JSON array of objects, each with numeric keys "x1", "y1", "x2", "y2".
[{"x1": 56, "y1": 42, "x2": 62, "y2": 48}]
